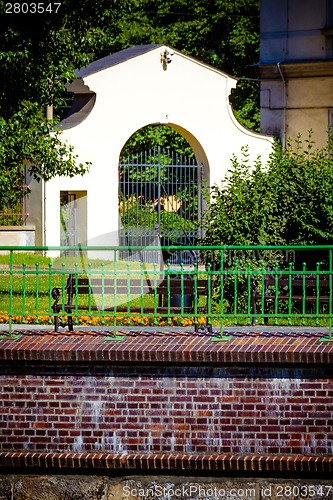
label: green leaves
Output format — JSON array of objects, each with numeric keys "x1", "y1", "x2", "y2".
[
  {"x1": 201, "y1": 133, "x2": 333, "y2": 248},
  {"x1": 0, "y1": 102, "x2": 89, "y2": 207},
  {"x1": 121, "y1": 125, "x2": 194, "y2": 159}
]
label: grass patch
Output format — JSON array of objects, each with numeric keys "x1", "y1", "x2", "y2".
[{"x1": 0, "y1": 252, "x2": 51, "y2": 267}]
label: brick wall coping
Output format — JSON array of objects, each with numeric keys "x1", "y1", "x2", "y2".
[
  {"x1": 0, "y1": 452, "x2": 332, "y2": 473},
  {"x1": 0, "y1": 328, "x2": 332, "y2": 364}
]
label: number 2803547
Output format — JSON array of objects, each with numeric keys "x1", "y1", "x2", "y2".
[{"x1": 5, "y1": 3, "x2": 61, "y2": 14}]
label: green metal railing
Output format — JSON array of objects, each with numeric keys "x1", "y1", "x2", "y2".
[{"x1": 0, "y1": 245, "x2": 333, "y2": 341}]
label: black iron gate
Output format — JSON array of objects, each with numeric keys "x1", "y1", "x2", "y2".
[{"x1": 119, "y1": 147, "x2": 203, "y2": 262}]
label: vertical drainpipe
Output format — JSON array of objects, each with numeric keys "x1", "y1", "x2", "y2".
[
  {"x1": 277, "y1": 0, "x2": 289, "y2": 148},
  {"x1": 43, "y1": 104, "x2": 53, "y2": 249},
  {"x1": 41, "y1": 171, "x2": 45, "y2": 249},
  {"x1": 277, "y1": 62, "x2": 287, "y2": 147}
]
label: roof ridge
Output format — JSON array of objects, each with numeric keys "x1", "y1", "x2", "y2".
[{"x1": 76, "y1": 44, "x2": 165, "y2": 78}]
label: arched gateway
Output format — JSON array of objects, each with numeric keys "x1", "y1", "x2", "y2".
[{"x1": 29, "y1": 45, "x2": 273, "y2": 249}]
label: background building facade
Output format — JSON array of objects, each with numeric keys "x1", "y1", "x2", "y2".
[{"x1": 259, "y1": 0, "x2": 333, "y2": 147}]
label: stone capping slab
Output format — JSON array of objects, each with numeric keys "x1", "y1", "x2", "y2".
[
  {"x1": 0, "y1": 329, "x2": 333, "y2": 364},
  {"x1": 0, "y1": 452, "x2": 332, "y2": 473}
]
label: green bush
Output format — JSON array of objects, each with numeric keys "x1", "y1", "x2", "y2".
[{"x1": 201, "y1": 131, "x2": 333, "y2": 250}]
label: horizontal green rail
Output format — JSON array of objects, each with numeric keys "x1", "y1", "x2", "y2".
[{"x1": 0, "y1": 245, "x2": 332, "y2": 340}]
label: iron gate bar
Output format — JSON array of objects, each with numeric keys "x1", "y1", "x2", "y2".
[{"x1": 119, "y1": 146, "x2": 203, "y2": 262}]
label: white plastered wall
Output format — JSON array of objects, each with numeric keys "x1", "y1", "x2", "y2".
[{"x1": 44, "y1": 45, "x2": 273, "y2": 249}]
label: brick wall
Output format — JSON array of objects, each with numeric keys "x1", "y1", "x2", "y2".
[
  {"x1": 0, "y1": 329, "x2": 333, "y2": 475},
  {"x1": 1, "y1": 363, "x2": 332, "y2": 457}
]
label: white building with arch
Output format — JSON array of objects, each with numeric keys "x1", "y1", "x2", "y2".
[{"x1": 27, "y1": 44, "x2": 273, "y2": 248}]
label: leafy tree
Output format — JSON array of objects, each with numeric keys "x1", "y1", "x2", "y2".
[
  {"x1": 0, "y1": 103, "x2": 90, "y2": 208},
  {"x1": 0, "y1": 0, "x2": 126, "y2": 209}
]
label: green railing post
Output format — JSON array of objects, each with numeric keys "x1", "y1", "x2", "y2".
[
  {"x1": 61, "y1": 262, "x2": 66, "y2": 323},
  {"x1": 233, "y1": 262, "x2": 238, "y2": 325},
  {"x1": 180, "y1": 262, "x2": 185, "y2": 317},
  {"x1": 321, "y1": 248, "x2": 333, "y2": 341},
  {"x1": 35, "y1": 262, "x2": 39, "y2": 324},
  {"x1": 220, "y1": 250, "x2": 224, "y2": 334},
  {"x1": 288, "y1": 262, "x2": 293, "y2": 326},
  {"x1": 315, "y1": 262, "x2": 320, "y2": 326},
  {"x1": 22, "y1": 263, "x2": 27, "y2": 323},
  {"x1": 302, "y1": 262, "x2": 306, "y2": 326},
  {"x1": 105, "y1": 248, "x2": 125, "y2": 341},
  {"x1": 74, "y1": 263, "x2": 79, "y2": 327},
  {"x1": 212, "y1": 247, "x2": 231, "y2": 341},
  {"x1": 153, "y1": 262, "x2": 158, "y2": 326},
  {"x1": 101, "y1": 262, "x2": 105, "y2": 326},
  {"x1": 328, "y1": 250, "x2": 333, "y2": 341},
  {"x1": 247, "y1": 262, "x2": 252, "y2": 326},
  {"x1": 274, "y1": 262, "x2": 279, "y2": 326},
  {"x1": 127, "y1": 262, "x2": 131, "y2": 317},
  {"x1": 139, "y1": 262, "x2": 145, "y2": 318},
  {"x1": 87, "y1": 262, "x2": 92, "y2": 318},
  {"x1": 207, "y1": 262, "x2": 212, "y2": 328},
  {"x1": 193, "y1": 261, "x2": 198, "y2": 329},
  {"x1": 8, "y1": 249, "x2": 13, "y2": 335},
  {"x1": 261, "y1": 262, "x2": 266, "y2": 326},
  {"x1": 0, "y1": 249, "x2": 21, "y2": 340},
  {"x1": 166, "y1": 262, "x2": 171, "y2": 320},
  {"x1": 48, "y1": 262, "x2": 53, "y2": 324}
]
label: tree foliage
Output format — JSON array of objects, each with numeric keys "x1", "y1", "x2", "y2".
[
  {"x1": 0, "y1": 0, "x2": 129, "y2": 208},
  {"x1": 120, "y1": 125, "x2": 195, "y2": 159},
  {"x1": 200, "y1": 132, "x2": 333, "y2": 249},
  {"x1": 0, "y1": 0, "x2": 260, "y2": 210},
  {"x1": 116, "y1": 0, "x2": 260, "y2": 145},
  {"x1": 0, "y1": 102, "x2": 90, "y2": 207}
]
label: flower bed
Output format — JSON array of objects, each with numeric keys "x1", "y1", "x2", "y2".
[{"x1": 0, "y1": 312, "x2": 208, "y2": 328}]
